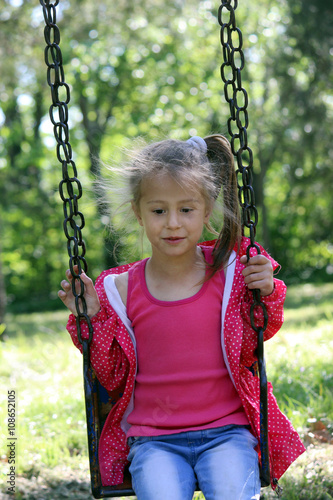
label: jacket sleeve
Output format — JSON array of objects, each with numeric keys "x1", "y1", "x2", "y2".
[
  {"x1": 238, "y1": 239, "x2": 287, "y2": 364},
  {"x1": 66, "y1": 268, "x2": 132, "y2": 392}
]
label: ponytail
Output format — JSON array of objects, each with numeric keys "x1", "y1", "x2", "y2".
[{"x1": 204, "y1": 134, "x2": 241, "y2": 274}]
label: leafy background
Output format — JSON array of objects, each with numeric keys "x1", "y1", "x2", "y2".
[
  {"x1": 1, "y1": 0, "x2": 332, "y2": 319},
  {"x1": 0, "y1": 1, "x2": 333, "y2": 498}
]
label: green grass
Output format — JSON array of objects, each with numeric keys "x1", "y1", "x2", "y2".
[
  {"x1": 0, "y1": 284, "x2": 332, "y2": 499},
  {"x1": 266, "y1": 283, "x2": 333, "y2": 433},
  {"x1": 0, "y1": 311, "x2": 87, "y2": 477}
]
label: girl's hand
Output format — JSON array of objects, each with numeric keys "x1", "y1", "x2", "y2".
[
  {"x1": 58, "y1": 266, "x2": 101, "y2": 317},
  {"x1": 240, "y1": 254, "x2": 274, "y2": 297}
]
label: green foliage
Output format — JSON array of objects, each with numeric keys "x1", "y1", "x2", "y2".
[
  {"x1": 247, "y1": 0, "x2": 333, "y2": 282},
  {"x1": 265, "y1": 283, "x2": 333, "y2": 433},
  {"x1": 0, "y1": 0, "x2": 332, "y2": 314},
  {"x1": 0, "y1": 311, "x2": 87, "y2": 474}
]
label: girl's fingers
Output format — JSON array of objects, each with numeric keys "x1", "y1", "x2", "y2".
[
  {"x1": 246, "y1": 276, "x2": 267, "y2": 288},
  {"x1": 240, "y1": 254, "x2": 270, "y2": 266},
  {"x1": 244, "y1": 271, "x2": 263, "y2": 284},
  {"x1": 63, "y1": 271, "x2": 91, "y2": 292},
  {"x1": 65, "y1": 268, "x2": 91, "y2": 283},
  {"x1": 240, "y1": 254, "x2": 273, "y2": 296},
  {"x1": 59, "y1": 269, "x2": 99, "y2": 316},
  {"x1": 65, "y1": 265, "x2": 81, "y2": 280},
  {"x1": 60, "y1": 279, "x2": 70, "y2": 290},
  {"x1": 241, "y1": 257, "x2": 272, "y2": 277},
  {"x1": 239, "y1": 255, "x2": 248, "y2": 264}
]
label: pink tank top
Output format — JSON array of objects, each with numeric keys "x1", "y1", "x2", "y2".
[{"x1": 126, "y1": 248, "x2": 248, "y2": 437}]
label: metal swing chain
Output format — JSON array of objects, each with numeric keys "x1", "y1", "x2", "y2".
[
  {"x1": 218, "y1": 0, "x2": 276, "y2": 490},
  {"x1": 39, "y1": 0, "x2": 93, "y2": 346},
  {"x1": 39, "y1": 0, "x2": 276, "y2": 493}
]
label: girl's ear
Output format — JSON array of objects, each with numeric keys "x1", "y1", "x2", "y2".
[{"x1": 131, "y1": 200, "x2": 143, "y2": 226}]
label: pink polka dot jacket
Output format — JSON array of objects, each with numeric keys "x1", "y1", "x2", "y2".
[{"x1": 67, "y1": 237, "x2": 305, "y2": 490}]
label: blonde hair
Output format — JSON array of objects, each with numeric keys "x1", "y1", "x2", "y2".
[
  {"x1": 204, "y1": 134, "x2": 241, "y2": 275},
  {"x1": 97, "y1": 134, "x2": 241, "y2": 273},
  {"x1": 122, "y1": 134, "x2": 241, "y2": 274}
]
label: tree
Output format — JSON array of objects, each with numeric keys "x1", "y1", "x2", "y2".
[
  {"x1": 255, "y1": 0, "x2": 333, "y2": 281},
  {"x1": 0, "y1": 0, "x2": 332, "y2": 316}
]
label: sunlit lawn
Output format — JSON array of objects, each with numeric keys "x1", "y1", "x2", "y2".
[{"x1": 0, "y1": 283, "x2": 332, "y2": 499}]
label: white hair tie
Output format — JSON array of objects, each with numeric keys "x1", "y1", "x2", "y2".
[{"x1": 186, "y1": 136, "x2": 207, "y2": 154}]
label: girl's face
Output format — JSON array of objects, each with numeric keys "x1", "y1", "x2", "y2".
[{"x1": 132, "y1": 174, "x2": 212, "y2": 260}]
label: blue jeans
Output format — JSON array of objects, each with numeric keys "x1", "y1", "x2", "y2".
[{"x1": 127, "y1": 425, "x2": 261, "y2": 500}]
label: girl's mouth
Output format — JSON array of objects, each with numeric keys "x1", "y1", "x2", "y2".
[{"x1": 163, "y1": 237, "x2": 185, "y2": 244}]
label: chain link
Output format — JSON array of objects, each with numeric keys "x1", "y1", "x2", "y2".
[
  {"x1": 218, "y1": 0, "x2": 271, "y2": 487},
  {"x1": 218, "y1": 0, "x2": 269, "y2": 332},
  {"x1": 40, "y1": 0, "x2": 93, "y2": 345}
]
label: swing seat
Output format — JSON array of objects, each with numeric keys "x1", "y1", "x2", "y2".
[
  {"x1": 83, "y1": 344, "x2": 269, "y2": 499},
  {"x1": 83, "y1": 351, "x2": 202, "y2": 498},
  {"x1": 84, "y1": 357, "x2": 135, "y2": 498}
]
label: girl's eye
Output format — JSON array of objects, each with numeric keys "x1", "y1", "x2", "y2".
[
  {"x1": 181, "y1": 208, "x2": 193, "y2": 213},
  {"x1": 153, "y1": 209, "x2": 165, "y2": 215}
]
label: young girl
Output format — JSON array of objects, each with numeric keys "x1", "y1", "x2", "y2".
[{"x1": 58, "y1": 135, "x2": 305, "y2": 500}]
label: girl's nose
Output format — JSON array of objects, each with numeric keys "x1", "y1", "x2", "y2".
[{"x1": 166, "y1": 210, "x2": 181, "y2": 229}]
